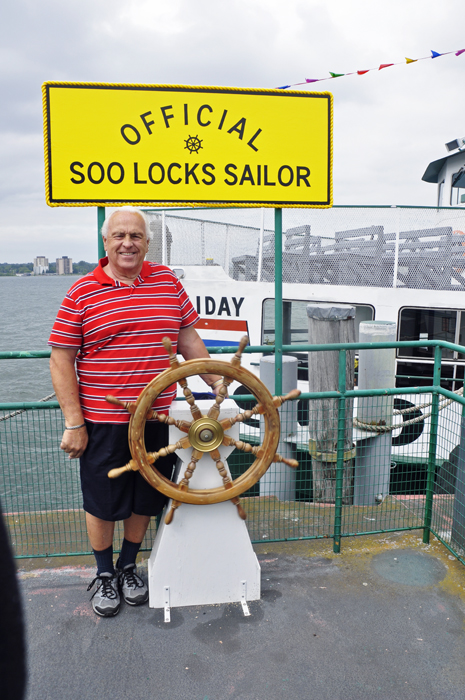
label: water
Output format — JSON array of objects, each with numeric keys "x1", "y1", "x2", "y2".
[
  {"x1": 0, "y1": 275, "x2": 79, "y2": 403},
  {"x1": 0, "y1": 276, "x2": 83, "y2": 513}
]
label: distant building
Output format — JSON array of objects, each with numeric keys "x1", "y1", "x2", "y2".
[
  {"x1": 33, "y1": 256, "x2": 49, "y2": 275},
  {"x1": 56, "y1": 256, "x2": 73, "y2": 274}
]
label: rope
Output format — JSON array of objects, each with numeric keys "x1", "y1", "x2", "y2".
[
  {"x1": 354, "y1": 414, "x2": 428, "y2": 432},
  {"x1": 0, "y1": 393, "x2": 57, "y2": 422},
  {"x1": 354, "y1": 387, "x2": 464, "y2": 433},
  {"x1": 392, "y1": 387, "x2": 463, "y2": 415}
]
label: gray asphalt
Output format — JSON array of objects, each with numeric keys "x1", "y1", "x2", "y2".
[{"x1": 20, "y1": 533, "x2": 465, "y2": 700}]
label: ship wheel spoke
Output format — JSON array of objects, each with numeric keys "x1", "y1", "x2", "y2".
[
  {"x1": 147, "y1": 435, "x2": 192, "y2": 462},
  {"x1": 222, "y1": 434, "x2": 298, "y2": 469},
  {"x1": 207, "y1": 336, "x2": 249, "y2": 421},
  {"x1": 162, "y1": 336, "x2": 203, "y2": 421},
  {"x1": 165, "y1": 448, "x2": 204, "y2": 524},
  {"x1": 209, "y1": 447, "x2": 246, "y2": 520},
  {"x1": 219, "y1": 389, "x2": 301, "y2": 431},
  {"x1": 154, "y1": 414, "x2": 192, "y2": 434},
  {"x1": 206, "y1": 381, "x2": 228, "y2": 421}
]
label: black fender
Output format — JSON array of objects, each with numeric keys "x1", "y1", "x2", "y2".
[{"x1": 391, "y1": 398, "x2": 424, "y2": 446}]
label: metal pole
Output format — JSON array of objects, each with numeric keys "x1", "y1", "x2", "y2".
[
  {"x1": 257, "y1": 208, "x2": 265, "y2": 282},
  {"x1": 392, "y1": 205, "x2": 400, "y2": 288},
  {"x1": 451, "y1": 403, "x2": 465, "y2": 549},
  {"x1": 161, "y1": 210, "x2": 166, "y2": 265},
  {"x1": 354, "y1": 320, "x2": 396, "y2": 506},
  {"x1": 200, "y1": 221, "x2": 205, "y2": 265},
  {"x1": 423, "y1": 344, "x2": 442, "y2": 543},
  {"x1": 97, "y1": 207, "x2": 106, "y2": 260},
  {"x1": 274, "y1": 208, "x2": 283, "y2": 396},
  {"x1": 225, "y1": 224, "x2": 230, "y2": 275},
  {"x1": 333, "y1": 349, "x2": 347, "y2": 553}
]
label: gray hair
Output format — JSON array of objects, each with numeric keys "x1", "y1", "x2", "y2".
[{"x1": 101, "y1": 207, "x2": 151, "y2": 240}]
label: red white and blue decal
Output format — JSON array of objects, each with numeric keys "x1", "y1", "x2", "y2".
[{"x1": 195, "y1": 317, "x2": 249, "y2": 347}]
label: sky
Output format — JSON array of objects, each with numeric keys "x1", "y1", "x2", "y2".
[{"x1": 2, "y1": 0, "x2": 465, "y2": 263}]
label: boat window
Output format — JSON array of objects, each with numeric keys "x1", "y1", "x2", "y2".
[
  {"x1": 398, "y1": 308, "x2": 458, "y2": 360},
  {"x1": 451, "y1": 171, "x2": 465, "y2": 205},
  {"x1": 262, "y1": 299, "x2": 374, "y2": 345},
  {"x1": 396, "y1": 361, "x2": 462, "y2": 392}
]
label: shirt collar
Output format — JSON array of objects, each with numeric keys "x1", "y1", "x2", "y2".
[{"x1": 93, "y1": 257, "x2": 152, "y2": 286}]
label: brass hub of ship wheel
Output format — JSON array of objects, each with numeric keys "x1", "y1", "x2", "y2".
[
  {"x1": 188, "y1": 416, "x2": 224, "y2": 452},
  {"x1": 106, "y1": 335, "x2": 300, "y2": 524}
]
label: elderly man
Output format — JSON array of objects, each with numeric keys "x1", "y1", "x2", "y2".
[{"x1": 49, "y1": 208, "x2": 222, "y2": 617}]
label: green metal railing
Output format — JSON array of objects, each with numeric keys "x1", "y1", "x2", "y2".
[{"x1": 2, "y1": 339, "x2": 465, "y2": 566}]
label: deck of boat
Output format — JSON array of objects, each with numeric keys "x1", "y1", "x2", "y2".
[{"x1": 20, "y1": 531, "x2": 465, "y2": 700}]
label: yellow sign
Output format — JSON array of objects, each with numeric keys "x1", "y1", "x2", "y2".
[{"x1": 43, "y1": 82, "x2": 333, "y2": 208}]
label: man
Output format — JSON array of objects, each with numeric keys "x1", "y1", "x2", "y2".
[{"x1": 49, "y1": 208, "x2": 223, "y2": 617}]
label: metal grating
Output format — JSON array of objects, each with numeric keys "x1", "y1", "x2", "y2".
[{"x1": 145, "y1": 206, "x2": 465, "y2": 289}]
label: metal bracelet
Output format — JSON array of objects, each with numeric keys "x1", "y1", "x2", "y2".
[{"x1": 64, "y1": 423, "x2": 86, "y2": 430}]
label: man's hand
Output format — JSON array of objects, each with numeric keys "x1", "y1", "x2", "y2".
[{"x1": 60, "y1": 426, "x2": 88, "y2": 459}]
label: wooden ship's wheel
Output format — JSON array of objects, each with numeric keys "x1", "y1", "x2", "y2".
[{"x1": 107, "y1": 336, "x2": 300, "y2": 524}]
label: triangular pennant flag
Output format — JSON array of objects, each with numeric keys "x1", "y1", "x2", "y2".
[{"x1": 280, "y1": 46, "x2": 465, "y2": 90}]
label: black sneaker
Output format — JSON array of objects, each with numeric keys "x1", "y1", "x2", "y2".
[
  {"x1": 116, "y1": 562, "x2": 149, "y2": 606},
  {"x1": 87, "y1": 573, "x2": 121, "y2": 617}
]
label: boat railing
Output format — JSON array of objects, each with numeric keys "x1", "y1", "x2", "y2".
[{"x1": 2, "y1": 340, "x2": 465, "y2": 565}]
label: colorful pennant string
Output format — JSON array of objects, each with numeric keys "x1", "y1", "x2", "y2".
[{"x1": 277, "y1": 48, "x2": 464, "y2": 89}]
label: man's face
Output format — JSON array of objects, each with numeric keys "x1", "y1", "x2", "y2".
[{"x1": 103, "y1": 212, "x2": 149, "y2": 278}]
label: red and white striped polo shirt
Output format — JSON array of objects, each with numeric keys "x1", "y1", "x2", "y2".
[{"x1": 48, "y1": 259, "x2": 199, "y2": 423}]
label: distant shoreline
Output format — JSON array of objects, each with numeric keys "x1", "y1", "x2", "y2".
[
  {"x1": 0, "y1": 261, "x2": 97, "y2": 277},
  {"x1": 0, "y1": 273, "x2": 89, "y2": 278}
]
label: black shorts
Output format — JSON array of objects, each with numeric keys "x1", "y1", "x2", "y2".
[{"x1": 80, "y1": 421, "x2": 176, "y2": 521}]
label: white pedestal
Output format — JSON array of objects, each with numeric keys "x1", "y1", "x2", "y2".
[{"x1": 148, "y1": 400, "x2": 261, "y2": 618}]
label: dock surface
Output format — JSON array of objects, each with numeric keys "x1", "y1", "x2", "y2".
[{"x1": 20, "y1": 532, "x2": 465, "y2": 700}]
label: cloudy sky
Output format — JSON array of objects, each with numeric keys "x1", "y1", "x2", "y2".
[{"x1": 2, "y1": 0, "x2": 465, "y2": 263}]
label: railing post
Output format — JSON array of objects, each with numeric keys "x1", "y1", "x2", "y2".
[
  {"x1": 274, "y1": 208, "x2": 283, "y2": 396},
  {"x1": 423, "y1": 344, "x2": 442, "y2": 543},
  {"x1": 333, "y1": 349, "x2": 347, "y2": 553},
  {"x1": 97, "y1": 207, "x2": 106, "y2": 260}
]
